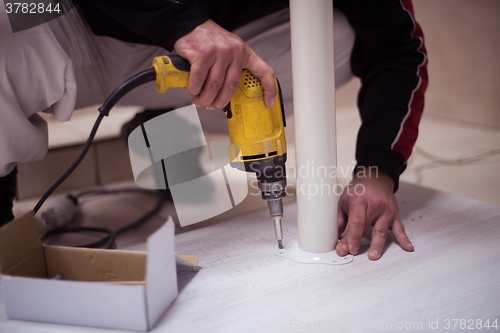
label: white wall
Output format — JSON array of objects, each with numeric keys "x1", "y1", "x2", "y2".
[{"x1": 413, "y1": 0, "x2": 500, "y2": 128}]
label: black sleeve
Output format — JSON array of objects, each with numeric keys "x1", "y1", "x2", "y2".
[
  {"x1": 74, "y1": 0, "x2": 290, "y2": 50},
  {"x1": 73, "y1": 0, "x2": 210, "y2": 51},
  {"x1": 335, "y1": 0, "x2": 428, "y2": 191}
]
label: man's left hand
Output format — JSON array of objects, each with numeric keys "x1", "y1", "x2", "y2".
[{"x1": 335, "y1": 169, "x2": 414, "y2": 260}]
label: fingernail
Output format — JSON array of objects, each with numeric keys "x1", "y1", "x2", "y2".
[
  {"x1": 341, "y1": 244, "x2": 348, "y2": 255},
  {"x1": 206, "y1": 107, "x2": 215, "y2": 110},
  {"x1": 270, "y1": 98, "x2": 275, "y2": 108},
  {"x1": 350, "y1": 246, "x2": 359, "y2": 255},
  {"x1": 370, "y1": 249, "x2": 380, "y2": 259}
]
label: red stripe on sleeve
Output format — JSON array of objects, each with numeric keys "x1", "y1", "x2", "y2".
[{"x1": 391, "y1": 0, "x2": 428, "y2": 161}]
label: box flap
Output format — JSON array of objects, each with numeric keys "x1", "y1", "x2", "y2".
[
  {"x1": 146, "y1": 217, "x2": 176, "y2": 281},
  {"x1": 145, "y1": 216, "x2": 177, "y2": 329},
  {"x1": 177, "y1": 255, "x2": 198, "y2": 266},
  {"x1": 2, "y1": 275, "x2": 149, "y2": 331},
  {"x1": 44, "y1": 245, "x2": 146, "y2": 282},
  {"x1": 0, "y1": 211, "x2": 46, "y2": 276}
]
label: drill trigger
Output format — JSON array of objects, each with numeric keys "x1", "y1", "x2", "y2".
[
  {"x1": 276, "y1": 78, "x2": 286, "y2": 127},
  {"x1": 223, "y1": 103, "x2": 232, "y2": 119}
]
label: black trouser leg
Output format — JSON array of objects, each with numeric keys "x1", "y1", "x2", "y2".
[{"x1": 0, "y1": 167, "x2": 17, "y2": 227}]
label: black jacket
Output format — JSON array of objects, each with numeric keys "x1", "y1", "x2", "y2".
[{"x1": 73, "y1": 0, "x2": 428, "y2": 191}]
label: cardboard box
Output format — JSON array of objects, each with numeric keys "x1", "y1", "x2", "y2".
[{"x1": 0, "y1": 211, "x2": 191, "y2": 331}]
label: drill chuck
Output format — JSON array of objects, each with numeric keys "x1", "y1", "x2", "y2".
[
  {"x1": 267, "y1": 198, "x2": 284, "y2": 217},
  {"x1": 258, "y1": 179, "x2": 287, "y2": 201}
]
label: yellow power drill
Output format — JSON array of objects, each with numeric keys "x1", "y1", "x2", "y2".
[{"x1": 152, "y1": 55, "x2": 287, "y2": 249}]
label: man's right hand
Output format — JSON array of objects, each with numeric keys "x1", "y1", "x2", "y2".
[{"x1": 173, "y1": 19, "x2": 275, "y2": 110}]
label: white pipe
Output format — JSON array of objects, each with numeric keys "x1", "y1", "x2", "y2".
[{"x1": 290, "y1": 0, "x2": 337, "y2": 253}]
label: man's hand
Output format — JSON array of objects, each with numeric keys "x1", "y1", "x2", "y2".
[
  {"x1": 335, "y1": 169, "x2": 414, "y2": 260},
  {"x1": 173, "y1": 19, "x2": 275, "y2": 110}
]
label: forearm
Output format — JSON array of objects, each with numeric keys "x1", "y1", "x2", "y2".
[{"x1": 336, "y1": 0, "x2": 428, "y2": 191}]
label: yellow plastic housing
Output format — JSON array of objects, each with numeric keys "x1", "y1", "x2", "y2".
[
  {"x1": 150, "y1": 56, "x2": 286, "y2": 164},
  {"x1": 226, "y1": 70, "x2": 287, "y2": 163},
  {"x1": 152, "y1": 56, "x2": 190, "y2": 93}
]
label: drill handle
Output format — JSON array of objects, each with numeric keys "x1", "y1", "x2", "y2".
[
  {"x1": 152, "y1": 55, "x2": 191, "y2": 93},
  {"x1": 169, "y1": 55, "x2": 191, "y2": 72}
]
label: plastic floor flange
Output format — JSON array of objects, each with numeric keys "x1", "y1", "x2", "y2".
[{"x1": 274, "y1": 241, "x2": 354, "y2": 265}]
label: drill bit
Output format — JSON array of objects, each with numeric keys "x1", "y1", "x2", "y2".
[{"x1": 273, "y1": 217, "x2": 283, "y2": 249}]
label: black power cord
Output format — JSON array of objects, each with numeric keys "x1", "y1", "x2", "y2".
[
  {"x1": 33, "y1": 68, "x2": 156, "y2": 215},
  {"x1": 43, "y1": 188, "x2": 164, "y2": 249},
  {"x1": 32, "y1": 113, "x2": 104, "y2": 215},
  {"x1": 33, "y1": 68, "x2": 159, "y2": 249}
]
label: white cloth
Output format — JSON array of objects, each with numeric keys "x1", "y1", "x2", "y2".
[{"x1": 0, "y1": 5, "x2": 354, "y2": 177}]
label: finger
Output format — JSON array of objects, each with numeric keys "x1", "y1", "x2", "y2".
[
  {"x1": 345, "y1": 202, "x2": 367, "y2": 255},
  {"x1": 337, "y1": 203, "x2": 347, "y2": 238},
  {"x1": 244, "y1": 52, "x2": 275, "y2": 108},
  {"x1": 209, "y1": 57, "x2": 244, "y2": 109},
  {"x1": 187, "y1": 56, "x2": 214, "y2": 98},
  {"x1": 392, "y1": 218, "x2": 414, "y2": 252},
  {"x1": 335, "y1": 234, "x2": 349, "y2": 257},
  {"x1": 192, "y1": 57, "x2": 230, "y2": 107},
  {"x1": 335, "y1": 195, "x2": 349, "y2": 256},
  {"x1": 368, "y1": 218, "x2": 390, "y2": 261}
]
